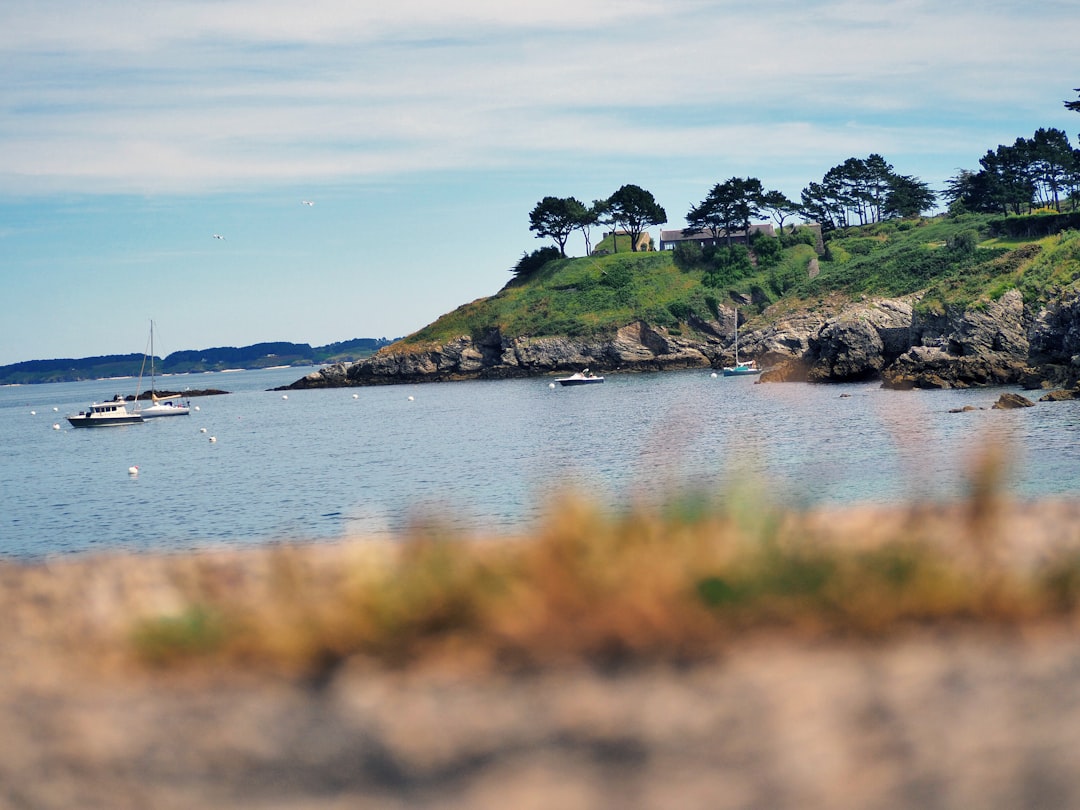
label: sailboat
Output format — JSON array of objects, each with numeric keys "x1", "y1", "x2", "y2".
[
  {"x1": 135, "y1": 321, "x2": 191, "y2": 418},
  {"x1": 722, "y1": 308, "x2": 760, "y2": 377}
]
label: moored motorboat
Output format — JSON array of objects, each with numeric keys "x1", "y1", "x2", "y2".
[
  {"x1": 556, "y1": 369, "x2": 604, "y2": 386},
  {"x1": 66, "y1": 396, "x2": 145, "y2": 428}
]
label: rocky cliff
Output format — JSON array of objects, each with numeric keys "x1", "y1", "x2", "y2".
[{"x1": 284, "y1": 289, "x2": 1080, "y2": 391}]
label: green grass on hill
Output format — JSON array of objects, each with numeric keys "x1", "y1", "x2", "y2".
[{"x1": 398, "y1": 215, "x2": 1080, "y2": 348}]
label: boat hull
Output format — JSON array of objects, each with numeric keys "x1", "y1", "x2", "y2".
[
  {"x1": 66, "y1": 399, "x2": 145, "y2": 427},
  {"x1": 67, "y1": 414, "x2": 144, "y2": 427},
  {"x1": 722, "y1": 365, "x2": 760, "y2": 377},
  {"x1": 138, "y1": 404, "x2": 190, "y2": 418},
  {"x1": 558, "y1": 378, "x2": 604, "y2": 386}
]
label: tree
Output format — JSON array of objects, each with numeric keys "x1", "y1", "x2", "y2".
[
  {"x1": 1066, "y1": 87, "x2": 1080, "y2": 113},
  {"x1": 758, "y1": 189, "x2": 799, "y2": 235},
  {"x1": 528, "y1": 196, "x2": 585, "y2": 257},
  {"x1": 944, "y1": 168, "x2": 1005, "y2": 215},
  {"x1": 800, "y1": 180, "x2": 846, "y2": 232},
  {"x1": 576, "y1": 199, "x2": 606, "y2": 256},
  {"x1": 802, "y1": 155, "x2": 934, "y2": 227},
  {"x1": 1028, "y1": 127, "x2": 1077, "y2": 211},
  {"x1": 685, "y1": 189, "x2": 733, "y2": 243},
  {"x1": 980, "y1": 142, "x2": 1037, "y2": 214},
  {"x1": 685, "y1": 177, "x2": 763, "y2": 247},
  {"x1": 883, "y1": 175, "x2": 936, "y2": 219},
  {"x1": 509, "y1": 246, "x2": 561, "y2": 279},
  {"x1": 606, "y1": 184, "x2": 667, "y2": 252}
]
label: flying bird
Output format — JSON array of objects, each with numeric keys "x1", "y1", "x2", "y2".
[
  {"x1": 302, "y1": 200, "x2": 315, "y2": 206},
  {"x1": 213, "y1": 233, "x2": 225, "y2": 240}
]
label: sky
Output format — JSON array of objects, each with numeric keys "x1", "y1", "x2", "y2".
[{"x1": 1, "y1": 0, "x2": 1078, "y2": 366}]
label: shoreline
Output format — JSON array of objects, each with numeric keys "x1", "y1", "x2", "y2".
[{"x1": 4, "y1": 498, "x2": 1080, "y2": 808}]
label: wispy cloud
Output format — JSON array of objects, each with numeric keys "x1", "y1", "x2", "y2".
[{"x1": 3, "y1": 0, "x2": 1076, "y2": 196}]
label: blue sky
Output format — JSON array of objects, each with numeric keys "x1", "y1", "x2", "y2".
[{"x1": 2, "y1": 0, "x2": 1078, "y2": 366}]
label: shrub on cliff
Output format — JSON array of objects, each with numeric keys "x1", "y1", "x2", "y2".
[{"x1": 510, "y1": 246, "x2": 561, "y2": 280}]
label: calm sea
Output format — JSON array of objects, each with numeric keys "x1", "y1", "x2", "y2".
[{"x1": 3, "y1": 366, "x2": 1080, "y2": 560}]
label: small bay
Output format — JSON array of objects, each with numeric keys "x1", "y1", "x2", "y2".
[{"x1": 2, "y1": 366, "x2": 1078, "y2": 560}]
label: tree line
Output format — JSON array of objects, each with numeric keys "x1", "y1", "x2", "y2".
[
  {"x1": 526, "y1": 184, "x2": 667, "y2": 260},
  {"x1": 519, "y1": 87, "x2": 1080, "y2": 274}
]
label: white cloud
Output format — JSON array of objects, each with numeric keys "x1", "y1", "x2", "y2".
[{"x1": 1, "y1": 1, "x2": 1077, "y2": 195}]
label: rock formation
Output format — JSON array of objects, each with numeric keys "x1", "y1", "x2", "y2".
[{"x1": 283, "y1": 288, "x2": 1080, "y2": 392}]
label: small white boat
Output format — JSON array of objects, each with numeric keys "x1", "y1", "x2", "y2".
[
  {"x1": 556, "y1": 368, "x2": 604, "y2": 386},
  {"x1": 137, "y1": 393, "x2": 191, "y2": 418},
  {"x1": 721, "y1": 307, "x2": 761, "y2": 377},
  {"x1": 67, "y1": 396, "x2": 145, "y2": 428},
  {"x1": 722, "y1": 360, "x2": 760, "y2": 377},
  {"x1": 134, "y1": 320, "x2": 191, "y2": 418}
]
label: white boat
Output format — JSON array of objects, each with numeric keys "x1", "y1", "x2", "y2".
[
  {"x1": 556, "y1": 368, "x2": 604, "y2": 386},
  {"x1": 67, "y1": 396, "x2": 145, "y2": 428},
  {"x1": 135, "y1": 321, "x2": 191, "y2": 418},
  {"x1": 722, "y1": 360, "x2": 760, "y2": 377},
  {"x1": 138, "y1": 394, "x2": 191, "y2": 418},
  {"x1": 722, "y1": 308, "x2": 760, "y2": 377}
]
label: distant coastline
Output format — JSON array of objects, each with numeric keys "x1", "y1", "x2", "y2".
[{"x1": 0, "y1": 337, "x2": 396, "y2": 385}]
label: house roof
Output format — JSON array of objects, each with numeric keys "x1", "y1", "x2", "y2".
[{"x1": 660, "y1": 223, "x2": 776, "y2": 242}]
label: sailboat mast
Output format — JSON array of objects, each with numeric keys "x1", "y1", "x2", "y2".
[
  {"x1": 150, "y1": 319, "x2": 156, "y2": 397},
  {"x1": 730, "y1": 306, "x2": 738, "y2": 365}
]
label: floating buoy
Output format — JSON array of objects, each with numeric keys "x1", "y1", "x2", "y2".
[
  {"x1": 710, "y1": 372, "x2": 718, "y2": 379},
  {"x1": 52, "y1": 423, "x2": 60, "y2": 430},
  {"x1": 209, "y1": 436, "x2": 217, "y2": 443},
  {"x1": 194, "y1": 405, "x2": 200, "y2": 411},
  {"x1": 128, "y1": 466, "x2": 139, "y2": 476},
  {"x1": 199, "y1": 427, "x2": 207, "y2": 433},
  {"x1": 282, "y1": 394, "x2": 288, "y2": 400},
  {"x1": 30, "y1": 410, "x2": 36, "y2": 416},
  {"x1": 352, "y1": 393, "x2": 359, "y2": 399},
  {"x1": 549, "y1": 382, "x2": 556, "y2": 389},
  {"x1": 53, "y1": 407, "x2": 59, "y2": 412},
  {"x1": 407, "y1": 395, "x2": 414, "y2": 401}
]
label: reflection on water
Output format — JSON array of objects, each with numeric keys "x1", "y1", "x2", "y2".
[{"x1": 1, "y1": 366, "x2": 1076, "y2": 559}]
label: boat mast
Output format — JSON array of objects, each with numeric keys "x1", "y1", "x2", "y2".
[
  {"x1": 150, "y1": 324, "x2": 156, "y2": 399},
  {"x1": 733, "y1": 306, "x2": 739, "y2": 365}
]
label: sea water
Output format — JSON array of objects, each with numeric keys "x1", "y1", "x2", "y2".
[{"x1": 2, "y1": 366, "x2": 1079, "y2": 559}]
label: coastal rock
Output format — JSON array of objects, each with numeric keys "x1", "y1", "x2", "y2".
[
  {"x1": 806, "y1": 317, "x2": 886, "y2": 382},
  {"x1": 792, "y1": 298, "x2": 914, "y2": 383},
  {"x1": 296, "y1": 362, "x2": 349, "y2": 388},
  {"x1": 281, "y1": 289, "x2": 1080, "y2": 391},
  {"x1": 285, "y1": 323, "x2": 711, "y2": 388},
  {"x1": 1030, "y1": 290, "x2": 1080, "y2": 362},
  {"x1": 993, "y1": 392, "x2": 1035, "y2": 409},
  {"x1": 1040, "y1": 388, "x2": 1080, "y2": 402},
  {"x1": 741, "y1": 311, "x2": 828, "y2": 369},
  {"x1": 951, "y1": 289, "x2": 1029, "y2": 358},
  {"x1": 880, "y1": 291, "x2": 1030, "y2": 389},
  {"x1": 881, "y1": 347, "x2": 1027, "y2": 390}
]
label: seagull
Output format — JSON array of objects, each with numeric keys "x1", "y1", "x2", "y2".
[
  {"x1": 302, "y1": 200, "x2": 315, "y2": 206},
  {"x1": 213, "y1": 233, "x2": 225, "y2": 240}
]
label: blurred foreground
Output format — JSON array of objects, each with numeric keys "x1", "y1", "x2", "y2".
[{"x1": 4, "y1": 475, "x2": 1080, "y2": 808}]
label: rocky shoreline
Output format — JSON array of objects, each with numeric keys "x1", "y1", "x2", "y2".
[{"x1": 281, "y1": 289, "x2": 1080, "y2": 394}]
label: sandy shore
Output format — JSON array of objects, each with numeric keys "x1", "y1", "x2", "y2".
[
  {"x1": 5, "y1": 628, "x2": 1080, "y2": 809},
  {"x1": 5, "y1": 500, "x2": 1080, "y2": 809}
]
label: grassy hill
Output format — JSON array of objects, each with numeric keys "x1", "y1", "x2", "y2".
[{"x1": 398, "y1": 214, "x2": 1080, "y2": 349}]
